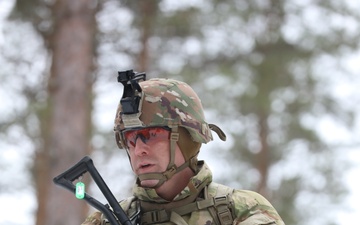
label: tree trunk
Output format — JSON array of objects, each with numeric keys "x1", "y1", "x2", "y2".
[
  {"x1": 256, "y1": 114, "x2": 270, "y2": 198},
  {"x1": 35, "y1": 0, "x2": 98, "y2": 225},
  {"x1": 137, "y1": 1, "x2": 158, "y2": 72}
]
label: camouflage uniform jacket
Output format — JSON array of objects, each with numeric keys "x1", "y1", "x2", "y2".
[{"x1": 82, "y1": 161, "x2": 285, "y2": 225}]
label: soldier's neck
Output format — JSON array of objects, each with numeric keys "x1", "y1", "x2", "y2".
[{"x1": 155, "y1": 167, "x2": 194, "y2": 201}]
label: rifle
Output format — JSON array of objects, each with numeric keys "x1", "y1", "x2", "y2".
[{"x1": 53, "y1": 156, "x2": 133, "y2": 225}]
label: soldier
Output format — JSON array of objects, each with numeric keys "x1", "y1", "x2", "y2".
[{"x1": 82, "y1": 71, "x2": 285, "y2": 225}]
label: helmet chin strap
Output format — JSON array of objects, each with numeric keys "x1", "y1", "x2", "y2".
[{"x1": 137, "y1": 126, "x2": 189, "y2": 189}]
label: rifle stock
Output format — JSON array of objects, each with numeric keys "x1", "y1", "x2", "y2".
[{"x1": 53, "y1": 156, "x2": 132, "y2": 225}]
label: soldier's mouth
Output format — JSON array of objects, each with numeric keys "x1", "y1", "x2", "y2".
[
  {"x1": 137, "y1": 163, "x2": 154, "y2": 171},
  {"x1": 140, "y1": 164, "x2": 151, "y2": 168}
]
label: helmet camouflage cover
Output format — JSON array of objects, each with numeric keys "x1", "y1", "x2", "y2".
[
  {"x1": 114, "y1": 78, "x2": 215, "y2": 147},
  {"x1": 114, "y1": 75, "x2": 226, "y2": 187}
]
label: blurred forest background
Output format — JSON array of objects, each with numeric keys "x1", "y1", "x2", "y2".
[{"x1": 1, "y1": 0, "x2": 360, "y2": 225}]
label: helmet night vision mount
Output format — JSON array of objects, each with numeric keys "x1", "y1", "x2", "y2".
[{"x1": 117, "y1": 70, "x2": 146, "y2": 115}]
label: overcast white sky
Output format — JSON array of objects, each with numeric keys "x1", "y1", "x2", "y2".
[{"x1": 0, "y1": 1, "x2": 359, "y2": 225}]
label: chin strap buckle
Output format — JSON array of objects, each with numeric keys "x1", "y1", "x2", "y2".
[{"x1": 163, "y1": 166, "x2": 177, "y2": 180}]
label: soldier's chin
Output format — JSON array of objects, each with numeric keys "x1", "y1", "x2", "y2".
[{"x1": 140, "y1": 179, "x2": 159, "y2": 188}]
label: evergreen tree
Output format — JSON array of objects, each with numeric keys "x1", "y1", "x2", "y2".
[
  {"x1": 9, "y1": 0, "x2": 99, "y2": 224},
  {"x1": 2, "y1": 0, "x2": 359, "y2": 224}
]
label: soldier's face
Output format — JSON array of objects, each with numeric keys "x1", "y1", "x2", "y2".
[{"x1": 126, "y1": 128, "x2": 185, "y2": 188}]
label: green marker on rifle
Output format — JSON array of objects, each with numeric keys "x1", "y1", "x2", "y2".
[{"x1": 75, "y1": 181, "x2": 85, "y2": 199}]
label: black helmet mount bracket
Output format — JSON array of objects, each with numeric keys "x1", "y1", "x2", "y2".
[{"x1": 117, "y1": 69, "x2": 146, "y2": 115}]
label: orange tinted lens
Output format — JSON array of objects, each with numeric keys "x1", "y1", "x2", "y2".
[{"x1": 123, "y1": 127, "x2": 169, "y2": 148}]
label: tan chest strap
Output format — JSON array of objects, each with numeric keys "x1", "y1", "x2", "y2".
[{"x1": 140, "y1": 191, "x2": 234, "y2": 225}]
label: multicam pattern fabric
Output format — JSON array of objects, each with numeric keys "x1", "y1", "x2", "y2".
[
  {"x1": 81, "y1": 162, "x2": 285, "y2": 225},
  {"x1": 81, "y1": 212, "x2": 102, "y2": 225},
  {"x1": 114, "y1": 78, "x2": 213, "y2": 146}
]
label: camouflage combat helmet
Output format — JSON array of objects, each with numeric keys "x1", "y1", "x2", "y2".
[{"x1": 114, "y1": 70, "x2": 226, "y2": 188}]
